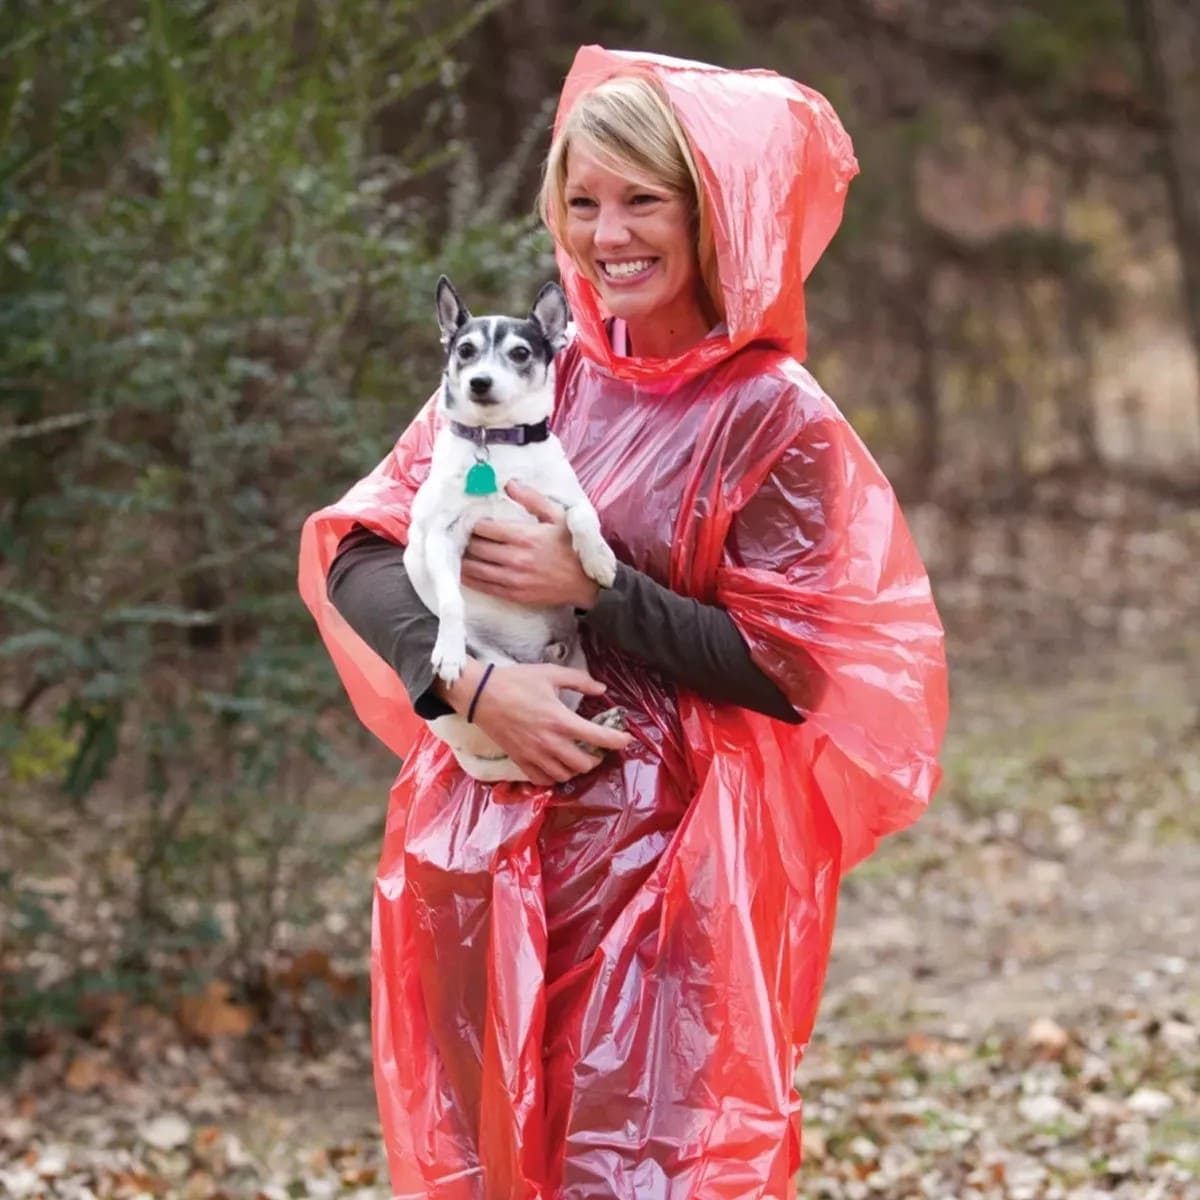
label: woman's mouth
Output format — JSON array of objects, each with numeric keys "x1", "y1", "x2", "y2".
[{"x1": 600, "y1": 258, "x2": 658, "y2": 285}]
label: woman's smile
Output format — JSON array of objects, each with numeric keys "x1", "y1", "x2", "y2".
[{"x1": 599, "y1": 257, "x2": 659, "y2": 284}]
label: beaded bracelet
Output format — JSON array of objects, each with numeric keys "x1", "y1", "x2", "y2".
[{"x1": 466, "y1": 662, "x2": 496, "y2": 724}]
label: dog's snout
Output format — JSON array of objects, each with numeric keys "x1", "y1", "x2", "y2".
[{"x1": 468, "y1": 375, "x2": 492, "y2": 397}]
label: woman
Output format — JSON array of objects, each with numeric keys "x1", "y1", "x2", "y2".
[{"x1": 299, "y1": 46, "x2": 947, "y2": 1200}]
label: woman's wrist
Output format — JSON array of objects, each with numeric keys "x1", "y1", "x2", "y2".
[
  {"x1": 574, "y1": 577, "x2": 601, "y2": 612},
  {"x1": 433, "y1": 656, "x2": 485, "y2": 714}
]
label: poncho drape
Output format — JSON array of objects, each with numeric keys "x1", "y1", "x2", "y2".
[{"x1": 298, "y1": 45, "x2": 947, "y2": 1200}]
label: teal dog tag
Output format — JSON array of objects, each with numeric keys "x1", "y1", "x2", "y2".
[{"x1": 465, "y1": 460, "x2": 498, "y2": 496}]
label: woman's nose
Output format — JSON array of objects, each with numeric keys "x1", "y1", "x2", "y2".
[{"x1": 593, "y1": 205, "x2": 631, "y2": 250}]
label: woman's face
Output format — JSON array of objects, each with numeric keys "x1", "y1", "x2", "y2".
[{"x1": 563, "y1": 142, "x2": 709, "y2": 354}]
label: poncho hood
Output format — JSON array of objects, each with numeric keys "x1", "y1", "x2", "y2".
[{"x1": 553, "y1": 46, "x2": 860, "y2": 382}]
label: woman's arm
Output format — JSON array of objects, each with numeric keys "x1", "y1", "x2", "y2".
[
  {"x1": 328, "y1": 526, "x2": 630, "y2": 784},
  {"x1": 326, "y1": 525, "x2": 453, "y2": 719},
  {"x1": 329, "y1": 524, "x2": 799, "y2": 723},
  {"x1": 581, "y1": 564, "x2": 799, "y2": 722}
]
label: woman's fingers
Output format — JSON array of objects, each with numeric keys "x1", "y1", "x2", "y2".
[
  {"x1": 549, "y1": 667, "x2": 607, "y2": 696},
  {"x1": 470, "y1": 663, "x2": 630, "y2": 783},
  {"x1": 505, "y1": 481, "x2": 563, "y2": 523},
  {"x1": 554, "y1": 743, "x2": 604, "y2": 780},
  {"x1": 464, "y1": 533, "x2": 517, "y2": 563},
  {"x1": 562, "y1": 712, "x2": 631, "y2": 753},
  {"x1": 558, "y1": 749, "x2": 601, "y2": 778},
  {"x1": 460, "y1": 559, "x2": 508, "y2": 586},
  {"x1": 471, "y1": 518, "x2": 526, "y2": 544},
  {"x1": 512, "y1": 737, "x2": 588, "y2": 785},
  {"x1": 516, "y1": 760, "x2": 556, "y2": 787}
]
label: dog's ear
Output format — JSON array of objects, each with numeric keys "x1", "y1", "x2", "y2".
[
  {"x1": 530, "y1": 282, "x2": 570, "y2": 355},
  {"x1": 436, "y1": 276, "x2": 470, "y2": 349}
]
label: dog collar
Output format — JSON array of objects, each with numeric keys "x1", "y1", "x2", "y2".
[{"x1": 449, "y1": 418, "x2": 550, "y2": 447}]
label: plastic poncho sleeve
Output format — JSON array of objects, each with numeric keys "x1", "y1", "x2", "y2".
[
  {"x1": 297, "y1": 397, "x2": 439, "y2": 760},
  {"x1": 707, "y1": 378, "x2": 947, "y2": 873}
]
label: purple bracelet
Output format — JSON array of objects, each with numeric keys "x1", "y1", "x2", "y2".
[{"x1": 466, "y1": 662, "x2": 496, "y2": 724}]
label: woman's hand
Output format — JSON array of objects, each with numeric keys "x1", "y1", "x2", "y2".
[
  {"x1": 437, "y1": 658, "x2": 632, "y2": 786},
  {"x1": 461, "y1": 482, "x2": 601, "y2": 610}
]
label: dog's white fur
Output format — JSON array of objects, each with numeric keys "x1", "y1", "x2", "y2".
[{"x1": 403, "y1": 278, "x2": 617, "y2": 782}]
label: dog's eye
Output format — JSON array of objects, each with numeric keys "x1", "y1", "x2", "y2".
[
  {"x1": 456, "y1": 342, "x2": 477, "y2": 361},
  {"x1": 509, "y1": 345, "x2": 531, "y2": 364}
]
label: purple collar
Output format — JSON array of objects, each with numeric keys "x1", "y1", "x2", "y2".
[{"x1": 449, "y1": 418, "x2": 550, "y2": 447}]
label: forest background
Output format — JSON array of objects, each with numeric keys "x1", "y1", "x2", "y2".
[{"x1": 2, "y1": 1, "x2": 1198, "y2": 1197}]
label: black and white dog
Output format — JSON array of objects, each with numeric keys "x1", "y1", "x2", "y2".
[{"x1": 403, "y1": 277, "x2": 623, "y2": 782}]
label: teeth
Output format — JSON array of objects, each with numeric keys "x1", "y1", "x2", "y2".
[{"x1": 603, "y1": 259, "x2": 654, "y2": 278}]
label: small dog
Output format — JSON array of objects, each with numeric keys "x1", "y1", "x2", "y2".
[{"x1": 403, "y1": 276, "x2": 625, "y2": 782}]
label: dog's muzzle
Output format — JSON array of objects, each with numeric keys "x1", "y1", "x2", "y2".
[{"x1": 468, "y1": 375, "x2": 498, "y2": 405}]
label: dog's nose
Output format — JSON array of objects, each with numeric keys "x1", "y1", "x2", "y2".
[{"x1": 469, "y1": 375, "x2": 492, "y2": 396}]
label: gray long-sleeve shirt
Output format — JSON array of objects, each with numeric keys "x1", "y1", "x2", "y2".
[{"x1": 326, "y1": 525, "x2": 800, "y2": 723}]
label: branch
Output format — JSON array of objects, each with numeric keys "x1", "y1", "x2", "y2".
[{"x1": 0, "y1": 410, "x2": 103, "y2": 445}]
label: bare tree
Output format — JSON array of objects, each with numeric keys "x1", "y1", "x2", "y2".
[{"x1": 1126, "y1": 0, "x2": 1200, "y2": 424}]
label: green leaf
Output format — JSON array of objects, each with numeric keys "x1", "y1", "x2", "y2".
[
  {"x1": 0, "y1": 589, "x2": 52, "y2": 624},
  {"x1": 0, "y1": 629, "x2": 64, "y2": 659}
]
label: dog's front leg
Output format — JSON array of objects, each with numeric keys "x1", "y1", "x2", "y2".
[
  {"x1": 425, "y1": 520, "x2": 472, "y2": 682},
  {"x1": 541, "y1": 466, "x2": 618, "y2": 587},
  {"x1": 559, "y1": 493, "x2": 618, "y2": 588}
]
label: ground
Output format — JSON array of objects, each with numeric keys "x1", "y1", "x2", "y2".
[{"x1": 3, "y1": 507, "x2": 1198, "y2": 1199}]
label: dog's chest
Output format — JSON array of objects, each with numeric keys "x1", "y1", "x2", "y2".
[{"x1": 422, "y1": 438, "x2": 549, "y2": 514}]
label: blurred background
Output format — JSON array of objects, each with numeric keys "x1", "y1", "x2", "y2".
[{"x1": 2, "y1": 1, "x2": 1197, "y2": 1197}]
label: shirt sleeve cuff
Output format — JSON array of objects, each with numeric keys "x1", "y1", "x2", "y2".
[{"x1": 579, "y1": 561, "x2": 631, "y2": 630}]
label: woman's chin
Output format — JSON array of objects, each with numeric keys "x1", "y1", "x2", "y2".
[{"x1": 600, "y1": 289, "x2": 658, "y2": 322}]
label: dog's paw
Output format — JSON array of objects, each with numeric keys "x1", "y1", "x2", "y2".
[
  {"x1": 576, "y1": 538, "x2": 618, "y2": 589},
  {"x1": 574, "y1": 706, "x2": 629, "y2": 759},
  {"x1": 591, "y1": 705, "x2": 628, "y2": 733},
  {"x1": 431, "y1": 631, "x2": 468, "y2": 683}
]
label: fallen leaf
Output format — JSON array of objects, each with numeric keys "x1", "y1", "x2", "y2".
[
  {"x1": 1126, "y1": 1086, "x2": 1172, "y2": 1117},
  {"x1": 904, "y1": 1032, "x2": 942, "y2": 1056},
  {"x1": 64, "y1": 1054, "x2": 106, "y2": 1093},
  {"x1": 141, "y1": 1112, "x2": 192, "y2": 1150},
  {"x1": 802, "y1": 1126, "x2": 827, "y2": 1162},
  {"x1": 276, "y1": 949, "x2": 358, "y2": 1000},
  {"x1": 1017, "y1": 1093, "x2": 1066, "y2": 1124},
  {"x1": 1025, "y1": 1016, "x2": 1070, "y2": 1057},
  {"x1": 278, "y1": 949, "x2": 334, "y2": 989},
  {"x1": 178, "y1": 981, "x2": 254, "y2": 1040},
  {"x1": 111, "y1": 1168, "x2": 168, "y2": 1196},
  {"x1": 33, "y1": 1143, "x2": 68, "y2": 1176}
]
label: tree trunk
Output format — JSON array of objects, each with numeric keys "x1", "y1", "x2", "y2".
[
  {"x1": 1126, "y1": 0, "x2": 1200, "y2": 430},
  {"x1": 908, "y1": 261, "x2": 941, "y2": 501}
]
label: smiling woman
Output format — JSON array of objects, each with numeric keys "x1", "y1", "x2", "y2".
[
  {"x1": 540, "y1": 74, "x2": 724, "y2": 357},
  {"x1": 299, "y1": 44, "x2": 948, "y2": 1200}
]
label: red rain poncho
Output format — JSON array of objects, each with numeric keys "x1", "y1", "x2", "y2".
[{"x1": 298, "y1": 46, "x2": 947, "y2": 1200}]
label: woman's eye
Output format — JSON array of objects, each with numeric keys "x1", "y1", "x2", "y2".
[
  {"x1": 457, "y1": 343, "x2": 477, "y2": 360},
  {"x1": 509, "y1": 346, "x2": 531, "y2": 364},
  {"x1": 567, "y1": 197, "x2": 596, "y2": 210},
  {"x1": 631, "y1": 193, "x2": 661, "y2": 206}
]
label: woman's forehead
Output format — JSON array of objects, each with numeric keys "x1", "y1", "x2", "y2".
[{"x1": 565, "y1": 141, "x2": 669, "y2": 193}]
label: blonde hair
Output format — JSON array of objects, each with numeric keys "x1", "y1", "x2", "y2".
[{"x1": 539, "y1": 74, "x2": 725, "y2": 325}]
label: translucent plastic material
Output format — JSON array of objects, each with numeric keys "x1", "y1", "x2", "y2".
[{"x1": 298, "y1": 45, "x2": 947, "y2": 1200}]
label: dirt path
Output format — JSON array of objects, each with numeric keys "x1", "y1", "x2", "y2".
[{"x1": 828, "y1": 645, "x2": 1200, "y2": 1032}]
